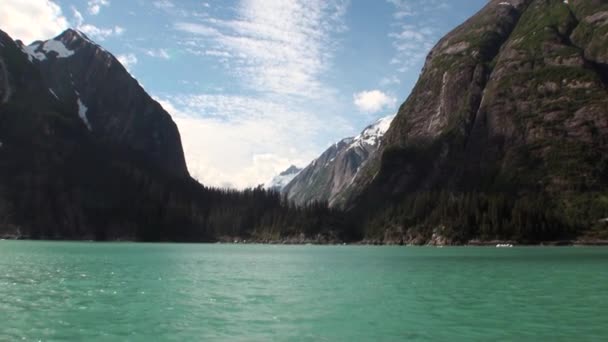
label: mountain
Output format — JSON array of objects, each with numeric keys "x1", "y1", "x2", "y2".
[
  {"x1": 284, "y1": 115, "x2": 394, "y2": 206},
  {"x1": 0, "y1": 28, "x2": 195, "y2": 239},
  {"x1": 340, "y1": 0, "x2": 608, "y2": 244},
  {"x1": 0, "y1": 28, "x2": 349, "y2": 242},
  {"x1": 18, "y1": 29, "x2": 188, "y2": 178},
  {"x1": 264, "y1": 165, "x2": 302, "y2": 191}
]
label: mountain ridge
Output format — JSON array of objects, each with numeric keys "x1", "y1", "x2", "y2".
[
  {"x1": 283, "y1": 114, "x2": 394, "y2": 206},
  {"x1": 18, "y1": 29, "x2": 189, "y2": 178},
  {"x1": 0, "y1": 28, "x2": 349, "y2": 242}
]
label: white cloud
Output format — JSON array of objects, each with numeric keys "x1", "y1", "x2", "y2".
[
  {"x1": 0, "y1": 0, "x2": 69, "y2": 44},
  {"x1": 88, "y1": 0, "x2": 110, "y2": 15},
  {"x1": 353, "y1": 90, "x2": 397, "y2": 113},
  {"x1": 78, "y1": 24, "x2": 124, "y2": 41},
  {"x1": 153, "y1": 0, "x2": 175, "y2": 10},
  {"x1": 72, "y1": 6, "x2": 85, "y2": 27},
  {"x1": 174, "y1": 22, "x2": 219, "y2": 36},
  {"x1": 380, "y1": 75, "x2": 401, "y2": 86},
  {"x1": 71, "y1": 6, "x2": 124, "y2": 41},
  {"x1": 116, "y1": 53, "x2": 138, "y2": 70},
  {"x1": 145, "y1": 48, "x2": 171, "y2": 59},
  {"x1": 174, "y1": 0, "x2": 348, "y2": 99},
  {"x1": 156, "y1": 94, "x2": 345, "y2": 188},
  {"x1": 162, "y1": 0, "x2": 352, "y2": 187},
  {"x1": 386, "y1": 0, "x2": 449, "y2": 73}
]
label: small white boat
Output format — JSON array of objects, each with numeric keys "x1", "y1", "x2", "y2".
[{"x1": 496, "y1": 243, "x2": 514, "y2": 248}]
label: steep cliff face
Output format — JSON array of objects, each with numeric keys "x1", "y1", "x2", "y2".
[
  {"x1": 20, "y1": 29, "x2": 188, "y2": 178},
  {"x1": 285, "y1": 115, "x2": 393, "y2": 206},
  {"x1": 467, "y1": 0, "x2": 608, "y2": 194},
  {"x1": 337, "y1": 0, "x2": 533, "y2": 205},
  {"x1": 0, "y1": 29, "x2": 195, "y2": 239},
  {"x1": 342, "y1": 0, "x2": 608, "y2": 242}
]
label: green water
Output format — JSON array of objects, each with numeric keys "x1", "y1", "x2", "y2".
[{"x1": 0, "y1": 242, "x2": 607, "y2": 341}]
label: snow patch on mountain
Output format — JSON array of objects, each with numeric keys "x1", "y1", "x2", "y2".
[
  {"x1": 347, "y1": 114, "x2": 395, "y2": 151},
  {"x1": 48, "y1": 89, "x2": 59, "y2": 100},
  {"x1": 42, "y1": 39, "x2": 74, "y2": 58},
  {"x1": 77, "y1": 98, "x2": 92, "y2": 130},
  {"x1": 22, "y1": 38, "x2": 75, "y2": 62},
  {"x1": 265, "y1": 165, "x2": 302, "y2": 190},
  {"x1": 283, "y1": 113, "x2": 396, "y2": 206},
  {"x1": 22, "y1": 43, "x2": 46, "y2": 62}
]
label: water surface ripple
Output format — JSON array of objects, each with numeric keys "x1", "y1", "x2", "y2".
[{"x1": 1, "y1": 242, "x2": 607, "y2": 341}]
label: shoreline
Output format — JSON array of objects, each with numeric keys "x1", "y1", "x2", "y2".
[{"x1": 2, "y1": 235, "x2": 608, "y2": 247}]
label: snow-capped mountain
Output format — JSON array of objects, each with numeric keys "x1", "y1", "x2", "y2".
[
  {"x1": 16, "y1": 29, "x2": 188, "y2": 178},
  {"x1": 0, "y1": 27, "x2": 193, "y2": 239},
  {"x1": 283, "y1": 114, "x2": 395, "y2": 206},
  {"x1": 264, "y1": 165, "x2": 302, "y2": 191}
]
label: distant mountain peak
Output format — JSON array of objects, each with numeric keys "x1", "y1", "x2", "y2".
[
  {"x1": 283, "y1": 114, "x2": 395, "y2": 206},
  {"x1": 55, "y1": 28, "x2": 97, "y2": 47},
  {"x1": 280, "y1": 165, "x2": 301, "y2": 176},
  {"x1": 21, "y1": 37, "x2": 75, "y2": 62},
  {"x1": 265, "y1": 165, "x2": 303, "y2": 191},
  {"x1": 20, "y1": 29, "x2": 107, "y2": 64},
  {"x1": 348, "y1": 114, "x2": 395, "y2": 150}
]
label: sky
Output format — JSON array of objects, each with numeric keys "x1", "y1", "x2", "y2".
[{"x1": 2, "y1": 0, "x2": 488, "y2": 189}]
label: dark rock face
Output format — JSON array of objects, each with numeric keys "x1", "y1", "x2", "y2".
[
  {"x1": 342, "y1": 0, "x2": 608, "y2": 240},
  {"x1": 22, "y1": 29, "x2": 188, "y2": 178},
  {"x1": 0, "y1": 29, "x2": 193, "y2": 239},
  {"x1": 339, "y1": 0, "x2": 534, "y2": 206},
  {"x1": 284, "y1": 115, "x2": 393, "y2": 206}
]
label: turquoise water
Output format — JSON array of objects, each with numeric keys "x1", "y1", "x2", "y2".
[{"x1": 0, "y1": 242, "x2": 607, "y2": 341}]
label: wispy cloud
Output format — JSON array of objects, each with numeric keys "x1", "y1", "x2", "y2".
[
  {"x1": 387, "y1": 0, "x2": 450, "y2": 73},
  {"x1": 87, "y1": 0, "x2": 110, "y2": 15},
  {"x1": 72, "y1": 6, "x2": 124, "y2": 41},
  {"x1": 157, "y1": 94, "x2": 349, "y2": 188},
  {"x1": 154, "y1": 0, "x2": 351, "y2": 187},
  {"x1": 79, "y1": 24, "x2": 124, "y2": 41},
  {"x1": 380, "y1": 75, "x2": 401, "y2": 86},
  {"x1": 116, "y1": 53, "x2": 137, "y2": 70},
  {"x1": 174, "y1": 22, "x2": 218, "y2": 36},
  {"x1": 153, "y1": 0, "x2": 174, "y2": 10},
  {"x1": 353, "y1": 90, "x2": 397, "y2": 114},
  {"x1": 145, "y1": 48, "x2": 171, "y2": 59},
  {"x1": 173, "y1": 0, "x2": 348, "y2": 99}
]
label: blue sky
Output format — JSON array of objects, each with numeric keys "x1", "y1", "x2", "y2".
[{"x1": 3, "y1": 0, "x2": 487, "y2": 188}]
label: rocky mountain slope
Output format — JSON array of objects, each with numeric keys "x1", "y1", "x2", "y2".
[
  {"x1": 0, "y1": 28, "x2": 193, "y2": 239},
  {"x1": 0, "y1": 28, "x2": 349, "y2": 242},
  {"x1": 19, "y1": 29, "x2": 188, "y2": 178},
  {"x1": 284, "y1": 115, "x2": 393, "y2": 206},
  {"x1": 340, "y1": 0, "x2": 608, "y2": 243}
]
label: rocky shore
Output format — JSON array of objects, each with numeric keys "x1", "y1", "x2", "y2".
[{"x1": 3, "y1": 224, "x2": 607, "y2": 246}]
